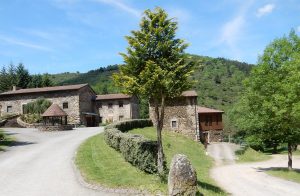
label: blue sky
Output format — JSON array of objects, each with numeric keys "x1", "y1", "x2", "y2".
[{"x1": 0, "y1": 0, "x2": 299, "y2": 74}]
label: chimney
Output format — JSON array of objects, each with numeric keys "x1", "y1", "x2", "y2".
[{"x1": 12, "y1": 86, "x2": 17, "y2": 91}]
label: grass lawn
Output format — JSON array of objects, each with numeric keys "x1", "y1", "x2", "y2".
[
  {"x1": 236, "y1": 147, "x2": 271, "y2": 163},
  {"x1": 0, "y1": 129, "x2": 15, "y2": 151},
  {"x1": 76, "y1": 127, "x2": 226, "y2": 195},
  {"x1": 266, "y1": 168, "x2": 300, "y2": 184}
]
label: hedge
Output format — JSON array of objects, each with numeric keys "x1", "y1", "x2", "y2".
[{"x1": 104, "y1": 119, "x2": 158, "y2": 174}]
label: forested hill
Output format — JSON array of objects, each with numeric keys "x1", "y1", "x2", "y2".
[{"x1": 50, "y1": 55, "x2": 254, "y2": 111}]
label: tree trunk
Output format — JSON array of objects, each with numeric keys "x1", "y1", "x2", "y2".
[
  {"x1": 272, "y1": 144, "x2": 278, "y2": 154},
  {"x1": 288, "y1": 143, "x2": 293, "y2": 170},
  {"x1": 154, "y1": 96, "x2": 166, "y2": 176}
]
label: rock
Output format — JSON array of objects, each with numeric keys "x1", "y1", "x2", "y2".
[{"x1": 168, "y1": 154, "x2": 198, "y2": 196}]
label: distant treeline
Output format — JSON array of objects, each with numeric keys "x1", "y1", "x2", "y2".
[{"x1": 0, "y1": 63, "x2": 53, "y2": 93}]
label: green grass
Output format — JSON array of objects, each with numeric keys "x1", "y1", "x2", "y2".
[
  {"x1": 236, "y1": 147, "x2": 271, "y2": 163},
  {"x1": 266, "y1": 168, "x2": 300, "y2": 184},
  {"x1": 0, "y1": 129, "x2": 15, "y2": 151},
  {"x1": 76, "y1": 127, "x2": 226, "y2": 195}
]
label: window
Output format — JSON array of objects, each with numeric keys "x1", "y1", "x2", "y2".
[
  {"x1": 99, "y1": 102, "x2": 102, "y2": 108},
  {"x1": 63, "y1": 102, "x2": 68, "y2": 109},
  {"x1": 108, "y1": 103, "x2": 113, "y2": 109},
  {"x1": 118, "y1": 101, "x2": 123, "y2": 108},
  {"x1": 216, "y1": 115, "x2": 219, "y2": 125},
  {"x1": 7, "y1": 106, "x2": 12, "y2": 113},
  {"x1": 171, "y1": 120, "x2": 177, "y2": 128},
  {"x1": 119, "y1": 115, "x2": 124, "y2": 121}
]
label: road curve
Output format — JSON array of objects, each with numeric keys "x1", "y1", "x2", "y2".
[
  {"x1": 0, "y1": 127, "x2": 112, "y2": 196},
  {"x1": 208, "y1": 142, "x2": 300, "y2": 196}
]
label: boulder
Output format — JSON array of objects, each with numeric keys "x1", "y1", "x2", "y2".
[{"x1": 168, "y1": 154, "x2": 198, "y2": 196}]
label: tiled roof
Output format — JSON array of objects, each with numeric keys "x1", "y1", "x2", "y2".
[
  {"x1": 181, "y1": 90, "x2": 198, "y2": 97},
  {"x1": 42, "y1": 104, "x2": 67, "y2": 117},
  {"x1": 0, "y1": 84, "x2": 89, "y2": 96},
  {"x1": 96, "y1": 93, "x2": 132, "y2": 100},
  {"x1": 197, "y1": 106, "x2": 224, "y2": 113}
]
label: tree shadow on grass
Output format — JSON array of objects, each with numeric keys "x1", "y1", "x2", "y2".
[
  {"x1": 197, "y1": 180, "x2": 225, "y2": 195},
  {"x1": 0, "y1": 140, "x2": 35, "y2": 151}
]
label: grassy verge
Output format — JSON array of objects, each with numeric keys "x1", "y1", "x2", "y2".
[
  {"x1": 266, "y1": 168, "x2": 300, "y2": 184},
  {"x1": 76, "y1": 127, "x2": 226, "y2": 195},
  {"x1": 236, "y1": 147, "x2": 271, "y2": 163},
  {"x1": 0, "y1": 129, "x2": 15, "y2": 151}
]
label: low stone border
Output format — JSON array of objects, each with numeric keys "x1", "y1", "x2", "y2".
[
  {"x1": 72, "y1": 151, "x2": 151, "y2": 196},
  {"x1": 17, "y1": 117, "x2": 36, "y2": 128}
]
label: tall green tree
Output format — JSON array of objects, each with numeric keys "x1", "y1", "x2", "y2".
[
  {"x1": 113, "y1": 7, "x2": 194, "y2": 176},
  {"x1": 16, "y1": 63, "x2": 31, "y2": 89},
  {"x1": 231, "y1": 30, "x2": 300, "y2": 169}
]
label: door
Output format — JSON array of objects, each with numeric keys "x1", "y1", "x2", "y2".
[{"x1": 86, "y1": 116, "x2": 95, "y2": 127}]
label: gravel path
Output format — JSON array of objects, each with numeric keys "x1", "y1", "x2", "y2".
[
  {"x1": 208, "y1": 142, "x2": 300, "y2": 196},
  {"x1": 0, "y1": 127, "x2": 114, "y2": 196}
]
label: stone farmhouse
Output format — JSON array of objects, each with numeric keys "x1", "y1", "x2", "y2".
[
  {"x1": 0, "y1": 84, "x2": 139, "y2": 127},
  {"x1": 149, "y1": 90, "x2": 224, "y2": 143},
  {"x1": 96, "y1": 93, "x2": 139, "y2": 124}
]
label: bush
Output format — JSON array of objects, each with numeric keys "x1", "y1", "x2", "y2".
[
  {"x1": 0, "y1": 131, "x2": 5, "y2": 141},
  {"x1": 21, "y1": 114, "x2": 42, "y2": 124},
  {"x1": 104, "y1": 119, "x2": 157, "y2": 173},
  {"x1": 23, "y1": 98, "x2": 52, "y2": 114}
]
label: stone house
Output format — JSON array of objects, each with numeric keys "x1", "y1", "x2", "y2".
[
  {"x1": 95, "y1": 94, "x2": 139, "y2": 124},
  {"x1": 149, "y1": 90, "x2": 224, "y2": 142},
  {"x1": 149, "y1": 91, "x2": 199, "y2": 139},
  {"x1": 0, "y1": 84, "x2": 139, "y2": 127}
]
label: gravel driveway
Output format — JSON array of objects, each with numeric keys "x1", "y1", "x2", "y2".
[
  {"x1": 208, "y1": 142, "x2": 300, "y2": 196},
  {"x1": 0, "y1": 127, "x2": 113, "y2": 196}
]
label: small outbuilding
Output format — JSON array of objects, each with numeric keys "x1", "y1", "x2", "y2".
[{"x1": 39, "y1": 104, "x2": 72, "y2": 131}]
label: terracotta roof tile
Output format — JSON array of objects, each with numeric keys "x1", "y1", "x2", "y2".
[
  {"x1": 197, "y1": 106, "x2": 224, "y2": 113},
  {"x1": 0, "y1": 84, "x2": 88, "y2": 96},
  {"x1": 42, "y1": 104, "x2": 67, "y2": 117},
  {"x1": 96, "y1": 93, "x2": 132, "y2": 100}
]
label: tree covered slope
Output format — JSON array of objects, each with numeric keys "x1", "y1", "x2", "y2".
[{"x1": 50, "y1": 55, "x2": 253, "y2": 111}]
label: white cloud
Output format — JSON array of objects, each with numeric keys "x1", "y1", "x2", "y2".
[
  {"x1": 256, "y1": 4, "x2": 275, "y2": 17},
  {"x1": 0, "y1": 35, "x2": 52, "y2": 51},
  {"x1": 92, "y1": 0, "x2": 141, "y2": 17},
  {"x1": 220, "y1": 15, "x2": 245, "y2": 47}
]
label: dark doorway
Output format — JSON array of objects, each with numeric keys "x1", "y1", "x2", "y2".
[{"x1": 86, "y1": 116, "x2": 95, "y2": 127}]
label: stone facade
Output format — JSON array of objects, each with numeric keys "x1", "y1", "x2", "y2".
[
  {"x1": 149, "y1": 95, "x2": 198, "y2": 140},
  {"x1": 0, "y1": 90, "x2": 81, "y2": 124},
  {"x1": 0, "y1": 84, "x2": 140, "y2": 127},
  {"x1": 96, "y1": 96, "x2": 139, "y2": 124}
]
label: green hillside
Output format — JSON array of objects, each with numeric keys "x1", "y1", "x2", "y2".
[{"x1": 50, "y1": 55, "x2": 253, "y2": 122}]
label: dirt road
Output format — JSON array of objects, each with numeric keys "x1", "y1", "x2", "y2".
[{"x1": 208, "y1": 142, "x2": 300, "y2": 196}]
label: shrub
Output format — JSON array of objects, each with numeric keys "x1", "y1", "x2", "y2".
[
  {"x1": 104, "y1": 119, "x2": 157, "y2": 173},
  {"x1": 23, "y1": 98, "x2": 52, "y2": 114},
  {"x1": 0, "y1": 131, "x2": 5, "y2": 141},
  {"x1": 21, "y1": 114, "x2": 42, "y2": 124}
]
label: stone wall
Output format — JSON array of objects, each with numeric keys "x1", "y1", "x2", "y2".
[
  {"x1": 38, "y1": 125, "x2": 73, "y2": 131},
  {"x1": 97, "y1": 97, "x2": 139, "y2": 124},
  {"x1": 0, "y1": 90, "x2": 81, "y2": 124},
  {"x1": 149, "y1": 96, "x2": 198, "y2": 140},
  {"x1": 78, "y1": 86, "x2": 97, "y2": 125}
]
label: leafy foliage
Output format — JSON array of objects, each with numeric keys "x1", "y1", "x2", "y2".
[
  {"x1": 104, "y1": 120, "x2": 157, "y2": 173},
  {"x1": 23, "y1": 98, "x2": 52, "y2": 114},
  {"x1": 21, "y1": 98, "x2": 52, "y2": 124},
  {"x1": 0, "y1": 63, "x2": 53, "y2": 92},
  {"x1": 230, "y1": 30, "x2": 300, "y2": 169}
]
